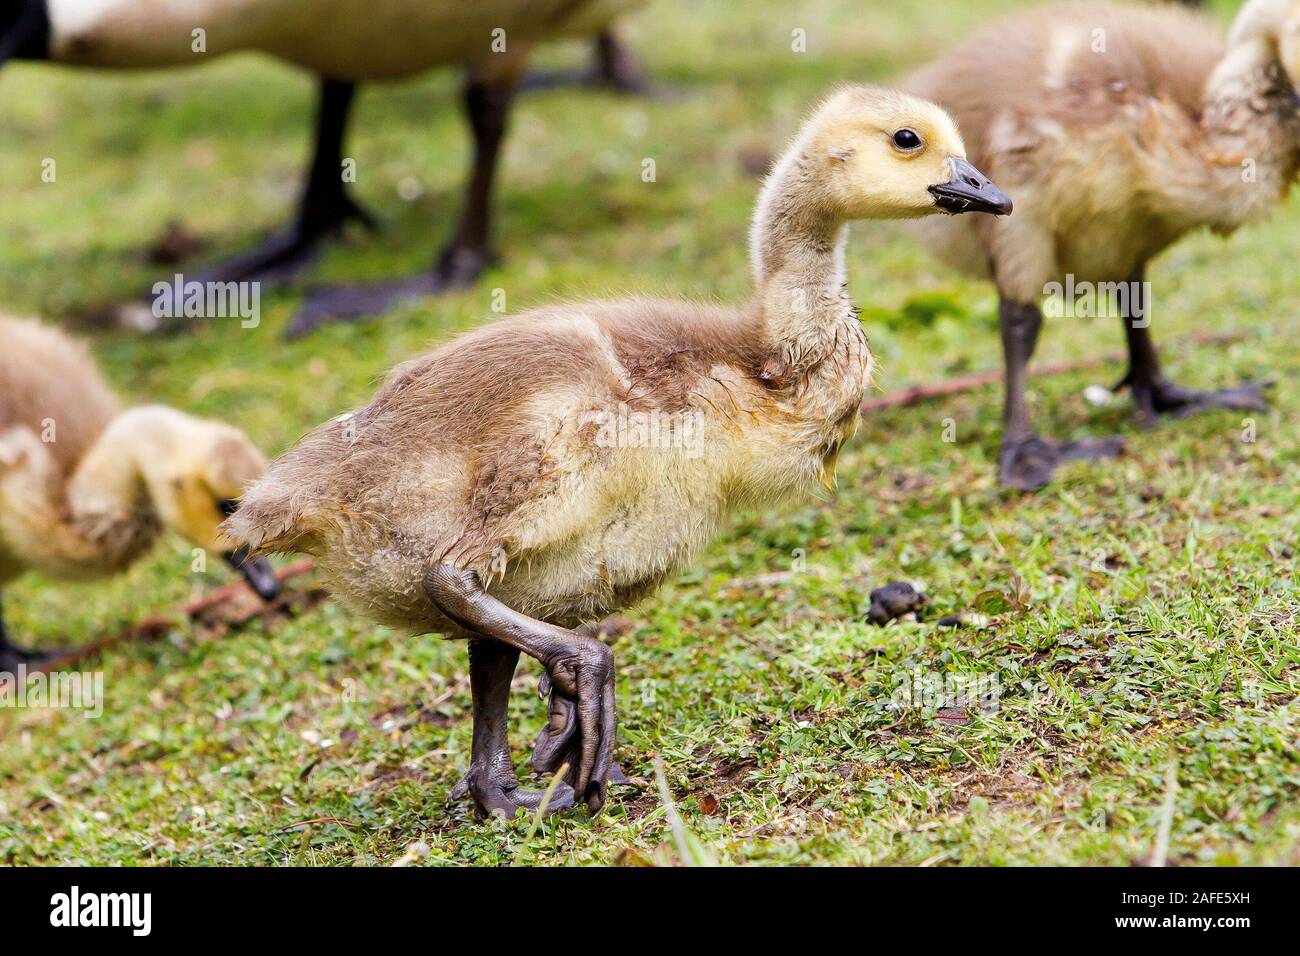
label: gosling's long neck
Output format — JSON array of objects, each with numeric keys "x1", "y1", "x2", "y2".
[
  {"x1": 750, "y1": 145, "x2": 856, "y2": 375},
  {"x1": 0, "y1": 416, "x2": 162, "y2": 581}
]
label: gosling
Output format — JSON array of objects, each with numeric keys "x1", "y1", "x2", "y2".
[
  {"x1": 226, "y1": 85, "x2": 1010, "y2": 818},
  {"x1": 0, "y1": 316, "x2": 279, "y2": 672},
  {"x1": 906, "y1": 0, "x2": 1300, "y2": 489}
]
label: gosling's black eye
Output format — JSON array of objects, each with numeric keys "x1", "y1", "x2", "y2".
[
  {"x1": 217, "y1": 498, "x2": 239, "y2": 517},
  {"x1": 892, "y1": 128, "x2": 923, "y2": 151}
]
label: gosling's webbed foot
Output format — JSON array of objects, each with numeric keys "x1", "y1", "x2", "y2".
[
  {"x1": 999, "y1": 434, "x2": 1125, "y2": 491},
  {"x1": 284, "y1": 245, "x2": 493, "y2": 338},
  {"x1": 1123, "y1": 376, "x2": 1272, "y2": 425},
  {"x1": 531, "y1": 690, "x2": 633, "y2": 788},
  {"x1": 529, "y1": 642, "x2": 618, "y2": 814},
  {"x1": 451, "y1": 764, "x2": 576, "y2": 819}
]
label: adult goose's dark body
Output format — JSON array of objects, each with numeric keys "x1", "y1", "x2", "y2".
[
  {"x1": 905, "y1": 0, "x2": 1300, "y2": 489},
  {"x1": 0, "y1": 0, "x2": 647, "y2": 336}
]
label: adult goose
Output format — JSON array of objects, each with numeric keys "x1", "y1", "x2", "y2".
[{"x1": 0, "y1": 0, "x2": 648, "y2": 336}]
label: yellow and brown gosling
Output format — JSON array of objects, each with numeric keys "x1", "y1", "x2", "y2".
[
  {"x1": 0, "y1": 315, "x2": 278, "y2": 671},
  {"x1": 226, "y1": 85, "x2": 1011, "y2": 819},
  {"x1": 905, "y1": 0, "x2": 1300, "y2": 489}
]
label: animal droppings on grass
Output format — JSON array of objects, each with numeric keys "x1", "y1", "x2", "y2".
[{"x1": 866, "y1": 581, "x2": 929, "y2": 624}]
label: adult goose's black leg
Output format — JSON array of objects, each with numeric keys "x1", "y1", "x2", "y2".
[
  {"x1": 997, "y1": 295, "x2": 1124, "y2": 490},
  {"x1": 0, "y1": 1, "x2": 50, "y2": 67},
  {"x1": 592, "y1": 30, "x2": 651, "y2": 94},
  {"x1": 518, "y1": 29, "x2": 650, "y2": 94},
  {"x1": 1113, "y1": 271, "x2": 1270, "y2": 425},
  {"x1": 449, "y1": 639, "x2": 576, "y2": 818},
  {"x1": 426, "y1": 565, "x2": 618, "y2": 814},
  {"x1": 0, "y1": 596, "x2": 68, "y2": 674},
  {"x1": 287, "y1": 69, "x2": 516, "y2": 337},
  {"x1": 183, "y1": 78, "x2": 375, "y2": 288}
]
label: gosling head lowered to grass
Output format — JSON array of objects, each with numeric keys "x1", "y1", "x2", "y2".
[
  {"x1": 86, "y1": 405, "x2": 283, "y2": 602},
  {"x1": 226, "y1": 85, "x2": 1010, "y2": 822},
  {"x1": 0, "y1": 316, "x2": 278, "y2": 672}
]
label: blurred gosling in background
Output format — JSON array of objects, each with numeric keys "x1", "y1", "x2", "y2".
[
  {"x1": 0, "y1": 316, "x2": 278, "y2": 672},
  {"x1": 905, "y1": 0, "x2": 1300, "y2": 489}
]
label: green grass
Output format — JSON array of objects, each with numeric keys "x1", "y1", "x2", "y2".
[{"x1": 0, "y1": 0, "x2": 1296, "y2": 865}]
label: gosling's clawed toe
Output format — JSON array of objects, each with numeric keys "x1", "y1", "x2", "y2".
[
  {"x1": 533, "y1": 641, "x2": 618, "y2": 814},
  {"x1": 452, "y1": 765, "x2": 577, "y2": 819},
  {"x1": 531, "y1": 661, "x2": 627, "y2": 812}
]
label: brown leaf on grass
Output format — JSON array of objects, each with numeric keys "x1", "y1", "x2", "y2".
[
  {"x1": 936, "y1": 705, "x2": 970, "y2": 725},
  {"x1": 696, "y1": 793, "x2": 721, "y2": 816}
]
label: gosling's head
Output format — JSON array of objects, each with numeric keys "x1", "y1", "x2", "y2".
[
  {"x1": 801, "y1": 85, "x2": 1012, "y2": 220},
  {"x1": 113, "y1": 406, "x2": 281, "y2": 600}
]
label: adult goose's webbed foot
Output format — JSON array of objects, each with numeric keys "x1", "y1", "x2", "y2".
[
  {"x1": 999, "y1": 434, "x2": 1126, "y2": 492},
  {"x1": 283, "y1": 245, "x2": 491, "y2": 339},
  {"x1": 0, "y1": 640, "x2": 69, "y2": 675},
  {"x1": 195, "y1": 187, "x2": 377, "y2": 287},
  {"x1": 450, "y1": 640, "x2": 575, "y2": 818},
  {"x1": 426, "y1": 566, "x2": 619, "y2": 815},
  {"x1": 519, "y1": 30, "x2": 653, "y2": 96},
  {"x1": 1119, "y1": 374, "x2": 1272, "y2": 424}
]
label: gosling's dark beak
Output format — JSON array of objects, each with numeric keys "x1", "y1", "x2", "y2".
[
  {"x1": 223, "y1": 545, "x2": 280, "y2": 602},
  {"x1": 929, "y1": 157, "x2": 1013, "y2": 216}
]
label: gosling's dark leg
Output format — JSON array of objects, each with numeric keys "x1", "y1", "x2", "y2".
[
  {"x1": 287, "y1": 70, "x2": 516, "y2": 336},
  {"x1": 449, "y1": 639, "x2": 576, "y2": 818},
  {"x1": 1113, "y1": 271, "x2": 1270, "y2": 424},
  {"x1": 0, "y1": 596, "x2": 66, "y2": 674},
  {"x1": 426, "y1": 565, "x2": 618, "y2": 814},
  {"x1": 997, "y1": 295, "x2": 1124, "y2": 490},
  {"x1": 182, "y1": 78, "x2": 375, "y2": 289}
]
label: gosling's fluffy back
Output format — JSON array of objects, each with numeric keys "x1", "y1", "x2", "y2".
[
  {"x1": 226, "y1": 298, "x2": 767, "y2": 560},
  {"x1": 0, "y1": 316, "x2": 120, "y2": 476},
  {"x1": 906, "y1": 1, "x2": 1224, "y2": 170}
]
